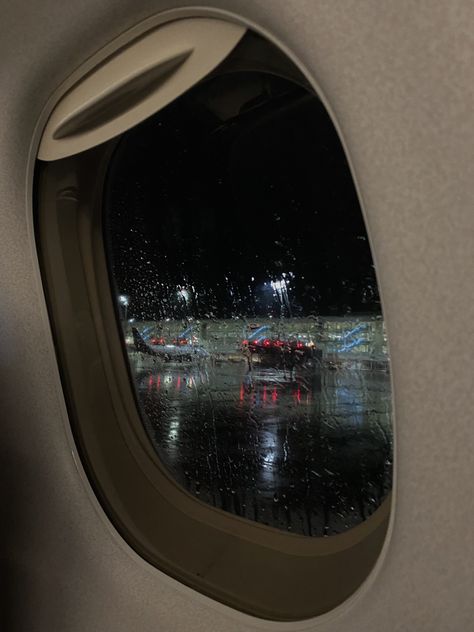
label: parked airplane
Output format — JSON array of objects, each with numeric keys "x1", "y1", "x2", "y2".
[{"x1": 131, "y1": 326, "x2": 210, "y2": 362}]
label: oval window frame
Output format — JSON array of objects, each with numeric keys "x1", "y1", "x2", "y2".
[{"x1": 34, "y1": 9, "x2": 394, "y2": 621}]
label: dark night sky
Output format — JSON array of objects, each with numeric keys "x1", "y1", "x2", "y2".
[{"x1": 104, "y1": 72, "x2": 380, "y2": 320}]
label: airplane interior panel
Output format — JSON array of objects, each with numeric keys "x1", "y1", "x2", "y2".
[{"x1": 1, "y1": 1, "x2": 473, "y2": 631}]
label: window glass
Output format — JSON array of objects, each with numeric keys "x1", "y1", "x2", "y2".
[{"x1": 104, "y1": 71, "x2": 392, "y2": 537}]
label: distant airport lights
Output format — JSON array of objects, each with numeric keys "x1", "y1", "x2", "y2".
[
  {"x1": 177, "y1": 288, "x2": 189, "y2": 302},
  {"x1": 118, "y1": 294, "x2": 129, "y2": 321}
]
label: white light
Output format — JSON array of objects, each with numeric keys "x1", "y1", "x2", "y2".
[
  {"x1": 271, "y1": 279, "x2": 287, "y2": 292},
  {"x1": 118, "y1": 294, "x2": 129, "y2": 306},
  {"x1": 177, "y1": 289, "x2": 189, "y2": 301}
]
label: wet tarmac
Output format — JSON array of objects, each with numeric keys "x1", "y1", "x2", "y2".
[{"x1": 130, "y1": 355, "x2": 392, "y2": 537}]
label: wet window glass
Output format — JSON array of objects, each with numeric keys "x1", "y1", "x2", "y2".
[{"x1": 104, "y1": 71, "x2": 392, "y2": 537}]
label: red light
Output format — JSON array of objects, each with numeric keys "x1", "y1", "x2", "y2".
[
  {"x1": 296, "y1": 341, "x2": 304, "y2": 349},
  {"x1": 263, "y1": 339, "x2": 271, "y2": 347},
  {"x1": 272, "y1": 387, "x2": 277, "y2": 402},
  {"x1": 177, "y1": 376, "x2": 181, "y2": 389},
  {"x1": 157, "y1": 375, "x2": 161, "y2": 390},
  {"x1": 240, "y1": 384, "x2": 244, "y2": 402},
  {"x1": 172, "y1": 338, "x2": 187, "y2": 346}
]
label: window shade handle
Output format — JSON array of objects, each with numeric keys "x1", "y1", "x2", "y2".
[{"x1": 38, "y1": 18, "x2": 246, "y2": 161}]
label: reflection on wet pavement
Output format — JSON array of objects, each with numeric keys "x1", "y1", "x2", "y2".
[{"x1": 131, "y1": 355, "x2": 392, "y2": 537}]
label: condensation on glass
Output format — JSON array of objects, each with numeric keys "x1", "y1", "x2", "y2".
[{"x1": 104, "y1": 63, "x2": 392, "y2": 537}]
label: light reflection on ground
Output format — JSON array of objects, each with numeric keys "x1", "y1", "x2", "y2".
[{"x1": 131, "y1": 355, "x2": 392, "y2": 536}]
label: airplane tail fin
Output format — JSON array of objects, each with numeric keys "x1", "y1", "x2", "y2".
[{"x1": 132, "y1": 327, "x2": 151, "y2": 354}]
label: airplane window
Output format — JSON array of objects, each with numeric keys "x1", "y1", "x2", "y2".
[
  {"x1": 104, "y1": 71, "x2": 393, "y2": 537},
  {"x1": 36, "y1": 22, "x2": 394, "y2": 616}
]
